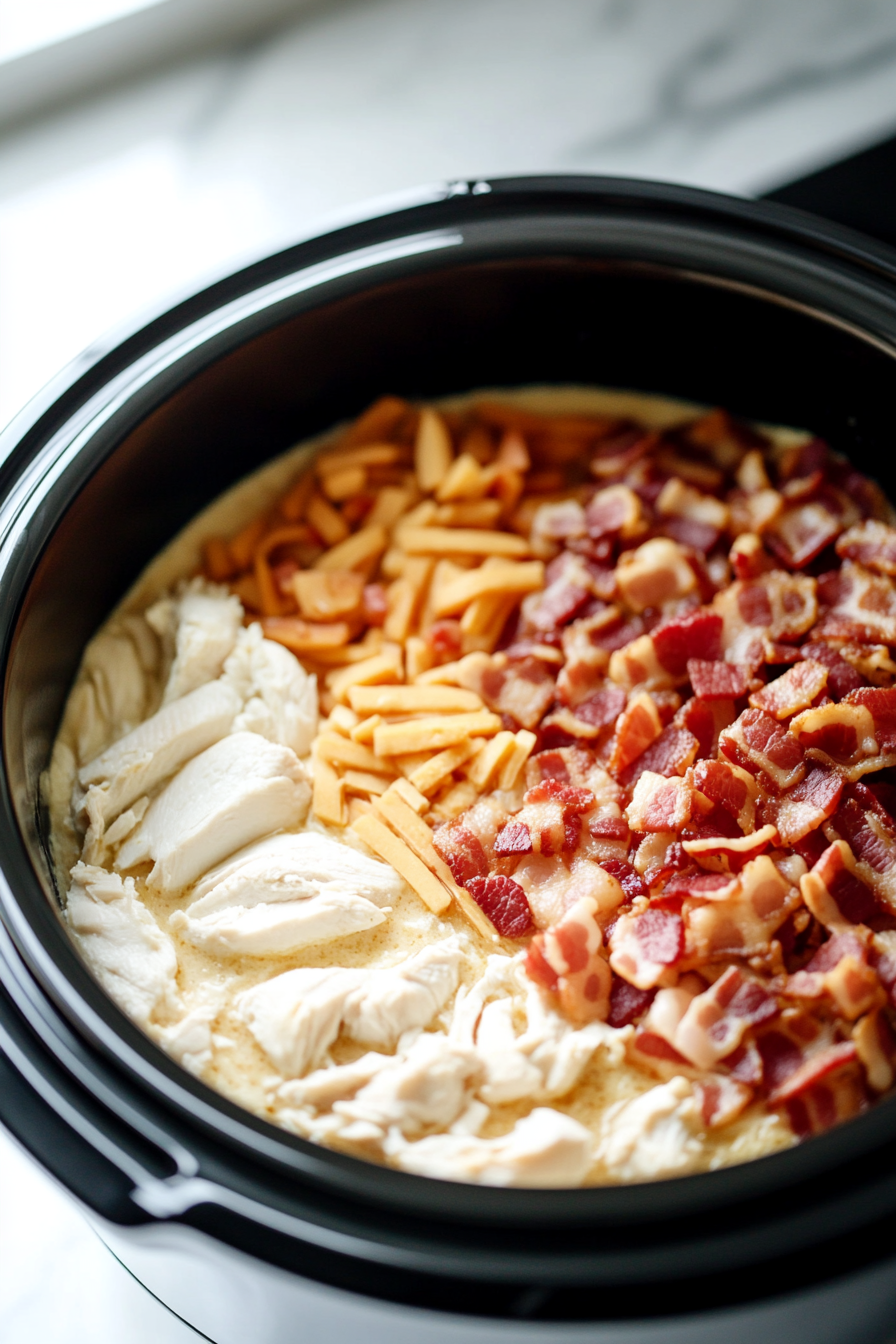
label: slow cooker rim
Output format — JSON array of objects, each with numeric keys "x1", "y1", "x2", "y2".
[{"x1": 3, "y1": 175, "x2": 896, "y2": 1262}]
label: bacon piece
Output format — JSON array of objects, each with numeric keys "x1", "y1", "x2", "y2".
[
  {"x1": 674, "y1": 966, "x2": 777, "y2": 1069},
  {"x1": 615, "y1": 537, "x2": 697, "y2": 612},
  {"x1": 585, "y1": 484, "x2": 644, "y2": 539},
  {"x1": 687, "y1": 759, "x2": 757, "y2": 834},
  {"x1": 761, "y1": 765, "x2": 843, "y2": 845},
  {"x1": 854, "y1": 1008, "x2": 896, "y2": 1092},
  {"x1": 433, "y1": 823, "x2": 489, "y2": 887},
  {"x1": 799, "y1": 641, "x2": 868, "y2": 700},
  {"x1": 618, "y1": 726, "x2": 700, "y2": 789},
  {"x1": 767, "y1": 1040, "x2": 859, "y2": 1106},
  {"x1": 815, "y1": 560, "x2": 896, "y2": 646},
  {"x1": 664, "y1": 870, "x2": 740, "y2": 901},
  {"x1": 652, "y1": 610, "x2": 723, "y2": 678},
  {"x1": 465, "y1": 874, "x2": 534, "y2": 938},
  {"x1": 600, "y1": 858, "x2": 648, "y2": 902},
  {"x1": 607, "y1": 975, "x2": 655, "y2": 1027},
  {"x1": 749, "y1": 659, "x2": 828, "y2": 720},
  {"x1": 800, "y1": 840, "x2": 880, "y2": 929},
  {"x1": 526, "y1": 895, "x2": 611, "y2": 1022},
  {"x1": 525, "y1": 745, "x2": 595, "y2": 788},
  {"x1": 588, "y1": 814, "x2": 630, "y2": 842},
  {"x1": 714, "y1": 571, "x2": 818, "y2": 664},
  {"x1": 629, "y1": 1029, "x2": 695, "y2": 1076},
  {"x1": 730, "y1": 533, "x2": 775, "y2": 581},
  {"x1": 609, "y1": 907, "x2": 685, "y2": 989},
  {"x1": 523, "y1": 778, "x2": 596, "y2": 811},
  {"x1": 471, "y1": 654, "x2": 556, "y2": 730},
  {"x1": 511, "y1": 800, "x2": 576, "y2": 856},
  {"x1": 574, "y1": 685, "x2": 627, "y2": 729},
  {"x1": 625, "y1": 772, "x2": 705, "y2": 834},
  {"x1": 685, "y1": 855, "x2": 798, "y2": 960},
  {"x1": 522, "y1": 552, "x2": 592, "y2": 634},
  {"x1": 846, "y1": 687, "x2": 896, "y2": 748},
  {"x1": 836, "y1": 519, "x2": 896, "y2": 576},
  {"x1": 493, "y1": 819, "x2": 533, "y2": 857},
  {"x1": 530, "y1": 499, "x2": 586, "y2": 556},
  {"x1": 590, "y1": 428, "x2": 656, "y2": 478},
  {"x1": 785, "y1": 931, "x2": 884, "y2": 1020},
  {"x1": 766, "y1": 500, "x2": 842, "y2": 569},
  {"x1": 827, "y1": 786, "x2": 896, "y2": 914},
  {"x1": 683, "y1": 824, "x2": 777, "y2": 873},
  {"x1": 608, "y1": 692, "x2": 662, "y2": 775},
  {"x1": 687, "y1": 659, "x2": 750, "y2": 700},
  {"x1": 720, "y1": 708, "x2": 805, "y2": 793},
  {"x1": 674, "y1": 695, "x2": 737, "y2": 760},
  {"x1": 695, "y1": 1075, "x2": 754, "y2": 1127},
  {"x1": 555, "y1": 610, "x2": 620, "y2": 706},
  {"x1": 789, "y1": 697, "x2": 887, "y2": 778}
]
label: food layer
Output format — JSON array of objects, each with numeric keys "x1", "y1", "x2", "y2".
[{"x1": 47, "y1": 387, "x2": 896, "y2": 1185}]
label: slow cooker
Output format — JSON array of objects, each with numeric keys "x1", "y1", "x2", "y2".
[{"x1": 2, "y1": 176, "x2": 896, "y2": 1344}]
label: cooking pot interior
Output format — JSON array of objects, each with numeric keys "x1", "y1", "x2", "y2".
[{"x1": 7, "y1": 254, "x2": 896, "y2": 905}]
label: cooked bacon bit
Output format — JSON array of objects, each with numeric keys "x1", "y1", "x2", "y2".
[
  {"x1": 607, "y1": 975, "x2": 655, "y2": 1027},
  {"x1": 575, "y1": 686, "x2": 627, "y2": 728},
  {"x1": 600, "y1": 858, "x2": 648, "y2": 902},
  {"x1": 589, "y1": 428, "x2": 656, "y2": 478},
  {"x1": 664, "y1": 869, "x2": 740, "y2": 900},
  {"x1": 588, "y1": 814, "x2": 630, "y2": 842},
  {"x1": 749, "y1": 659, "x2": 828, "y2": 720},
  {"x1": 686, "y1": 855, "x2": 797, "y2": 960},
  {"x1": 766, "y1": 501, "x2": 842, "y2": 569},
  {"x1": 652, "y1": 610, "x2": 724, "y2": 677},
  {"x1": 615, "y1": 537, "x2": 697, "y2": 612},
  {"x1": 432, "y1": 823, "x2": 489, "y2": 887},
  {"x1": 626, "y1": 772, "x2": 703, "y2": 834},
  {"x1": 720, "y1": 708, "x2": 806, "y2": 793},
  {"x1": 854, "y1": 1008, "x2": 896, "y2": 1092},
  {"x1": 523, "y1": 778, "x2": 596, "y2": 811},
  {"x1": 800, "y1": 840, "x2": 880, "y2": 930},
  {"x1": 527, "y1": 896, "x2": 611, "y2": 1023},
  {"x1": 766, "y1": 1040, "x2": 859, "y2": 1106},
  {"x1": 687, "y1": 659, "x2": 750, "y2": 700},
  {"x1": 675, "y1": 695, "x2": 737, "y2": 760},
  {"x1": 675, "y1": 967, "x2": 777, "y2": 1069},
  {"x1": 695, "y1": 1075, "x2": 754, "y2": 1127},
  {"x1": 846, "y1": 686, "x2": 896, "y2": 748},
  {"x1": 730, "y1": 533, "x2": 775, "y2": 581},
  {"x1": 493, "y1": 819, "x2": 533, "y2": 856},
  {"x1": 465, "y1": 873, "x2": 534, "y2": 938},
  {"x1": 799, "y1": 641, "x2": 867, "y2": 700},
  {"x1": 530, "y1": 500, "x2": 586, "y2": 556},
  {"x1": 762, "y1": 766, "x2": 843, "y2": 845},
  {"x1": 630, "y1": 1029, "x2": 693, "y2": 1074},
  {"x1": 816, "y1": 560, "x2": 896, "y2": 646},
  {"x1": 836, "y1": 519, "x2": 896, "y2": 576},
  {"x1": 683, "y1": 824, "x2": 777, "y2": 873},
  {"x1": 609, "y1": 691, "x2": 662, "y2": 775},
  {"x1": 688, "y1": 758, "x2": 757, "y2": 834},
  {"x1": 609, "y1": 907, "x2": 685, "y2": 989},
  {"x1": 466, "y1": 654, "x2": 556, "y2": 730},
  {"x1": 619, "y1": 726, "x2": 700, "y2": 789},
  {"x1": 789, "y1": 699, "x2": 880, "y2": 774},
  {"x1": 585, "y1": 484, "x2": 644, "y2": 539}
]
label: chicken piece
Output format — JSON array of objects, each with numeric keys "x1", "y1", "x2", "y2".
[
  {"x1": 595, "y1": 1077, "x2": 704, "y2": 1181},
  {"x1": 341, "y1": 937, "x2": 466, "y2": 1049},
  {"x1": 238, "y1": 966, "x2": 366, "y2": 1077},
  {"x1": 115, "y1": 732, "x2": 310, "y2": 890},
  {"x1": 64, "y1": 862, "x2": 180, "y2": 1027},
  {"x1": 78, "y1": 679, "x2": 241, "y2": 826},
  {"x1": 278, "y1": 1053, "x2": 394, "y2": 1109},
  {"x1": 147, "y1": 579, "x2": 243, "y2": 704},
  {"x1": 171, "y1": 831, "x2": 400, "y2": 956},
  {"x1": 223, "y1": 623, "x2": 318, "y2": 757},
  {"x1": 334, "y1": 1033, "x2": 482, "y2": 1135},
  {"x1": 385, "y1": 1106, "x2": 594, "y2": 1186}
]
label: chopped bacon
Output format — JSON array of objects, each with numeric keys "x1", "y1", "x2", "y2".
[
  {"x1": 749, "y1": 659, "x2": 828, "y2": 720},
  {"x1": 522, "y1": 553, "x2": 593, "y2": 633},
  {"x1": 626, "y1": 772, "x2": 706, "y2": 834},
  {"x1": 683, "y1": 824, "x2": 777, "y2": 873},
  {"x1": 600, "y1": 858, "x2": 648, "y2": 902},
  {"x1": 853, "y1": 1008, "x2": 896, "y2": 1092},
  {"x1": 687, "y1": 758, "x2": 757, "y2": 834},
  {"x1": 615, "y1": 537, "x2": 698, "y2": 612},
  {"x1": 664, "y1": 870, "x2": 740, "y2": 901},
  {"x1": 761, "y1": 765, "x2": 843, "y2": 845},
  {"x1": 471, "y1": 654, "x2": 556, "y2": 730},
  {"x1": 575, "y1": 685, "x2": 627, "y2": 728},
  {"x1": 694, "y1": 1076, "x2": 755, "y2": 1128},
  {"x1": 585, "y1": 484, "x2": 644, "y2": 539},
  {"x1": 836, "y1": 519, "x2": 896, "y2": 576},
  {"x1": 685, "y1": 855, "x2": 799, "y2": 960},
  {"x1": 720, "y1": 708, "x2": 806, "y2": 793},
  {"x1": 554, "y1": 609, "x2": 622, "y2": 705},
  {"x1": 652, "y1": 609, "x2": 723, "y2": 677},
  {"x1": 433, "y1": 823, "x2": 489, "y2": 887},
  {"x1": 590, "y1": 428, "x2": 656, "y2": 478},
  {"x1": 465, "y1": 874, "x2": 534, "y2": 938},
  {"x1": 609, "y1": 692, "x2": 662, "y2": 775},
  {"x1": 609, "y1": 907, "x2": 685, "y2": 989},
  {"x1": 525, "y1": 745, "x2": 595, "y2": 788},
  {"x1": 675, "y1": 695, "x2": 737, "y2": 760},
  {"x1": 687, "y1": 659, "x2": 750, "y2": 700},
  {"x1": 530, "y1": 499, "x2": 586, "y2": 556},
  {"x1": 828, "y1": 785, "x2": 896, "y2": 913},
  {"x1": 789, "y1": 694, "x2": 890, "y2": 778},
  {"x1": 675, "y1": 966, "x2": 777, "y2": 1069},
  {"x1": 618, "y1": 726, "x2": 699, "y2": 788},
  {"x1": 727, "y1": 1037, "x2": 764, "y2": 1086},
  {"x1": 730, "y1": 533, "x2": 775, "y2": 581},
  {"x1": 526, "y1": 895, "x2": 611, "y2": 1022},
  {"x1": 798, "y1": 641, "x2": 867, "y2": 700},
  {"x1": 607, "y1": 975, "x2": 655, "y2": 1027},
  {"x1": 766, "y1": 500, "x2": 842, "y2": 569},
  {"x1": 493, "y1": 820, "x2": 533, "y2": 857},
  {"x1": 846, "y1": 687, "x2": 896, "y2": 748},
  {"x1": 800, "y1": 840, "x2": 880, "y2": 929},
  {"x1": 766, "y1": 1040, "x2": 859, "y2": 1106},
  {"x1": 588, "y1": 814, "x2": 630, "y2": 842},
  {"x1": 815, "y1": 560, "x2": 896, "y2": 646},
  {"x1": 523, "y1": 778, "x2": 595, "y2": 811}
]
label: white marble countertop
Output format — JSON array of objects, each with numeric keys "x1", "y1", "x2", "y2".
[{"x1": 5, "y1": 1, "x2": 896, "y2": 1339}]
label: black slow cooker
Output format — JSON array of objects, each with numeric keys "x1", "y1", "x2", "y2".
[{"x1": 2, "y1": 177, "x2": 896, "y2": 1344}]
